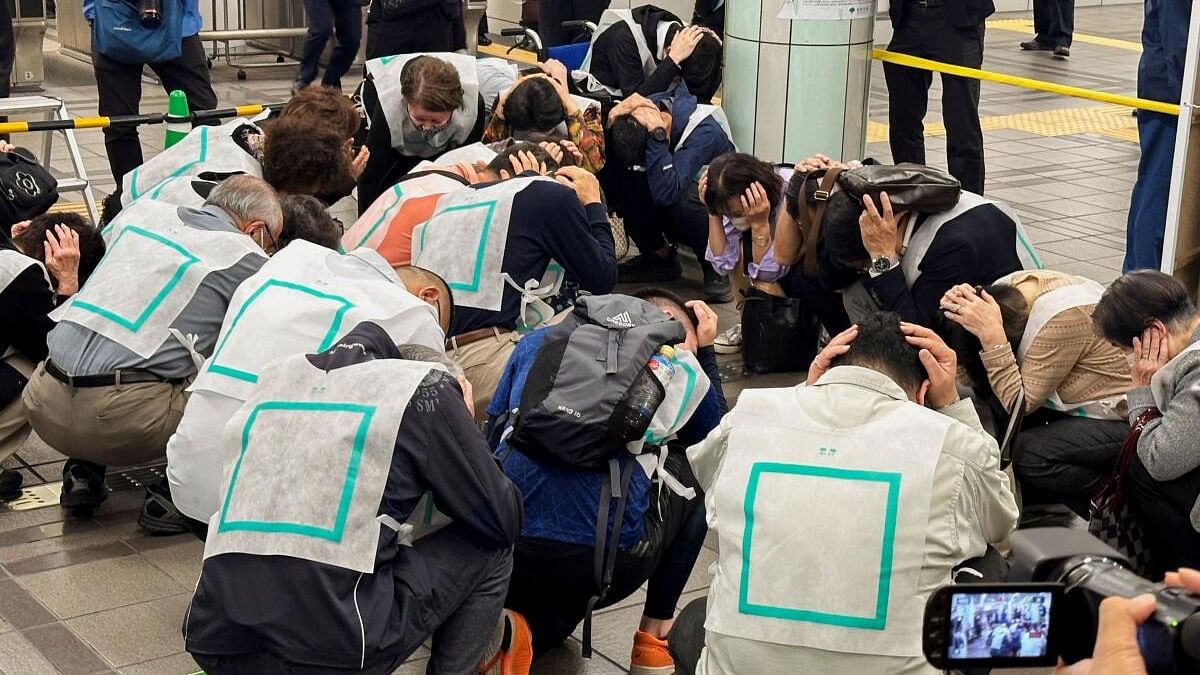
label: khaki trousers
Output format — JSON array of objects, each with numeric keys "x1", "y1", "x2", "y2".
[
  {"x1": 0, "y1": 354, "x2": 35, "y2": 463},
  {"x1": 447, "y1": 330, "x2": 522, "y2": 423},
  {"x1": 22, "y1": 362, "x2": 191, "y2": 467}
]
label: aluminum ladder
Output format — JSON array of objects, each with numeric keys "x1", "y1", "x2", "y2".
[{"x1": 0, "y1": 95, "x2": 101, "y2": 226}]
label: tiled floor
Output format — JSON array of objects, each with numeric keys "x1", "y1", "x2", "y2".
[{"x1": 0, "y1": 5, "x2": 1147, "y2": 673}]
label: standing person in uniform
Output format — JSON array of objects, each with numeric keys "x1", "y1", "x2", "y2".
[
  {"x1": 882, "y1": 0, "x2": 992, "y2": 194},
  {"x1": 84, "y1": 0, "x2": 219, "y2": 185},
  {"x1": 1123, "y1": 0, "x2": 1192, "y2": 272},
  {"x1": 294, "y1": 0, "x2": 363, "y2": 93},
  {"x1": 0, "y1": 0, "x2": 14, "y2": 141},
  {"x1": 365, "y1": 0, "x2": 459, "y2": 58},
  {"x1": 1019, "y1": 0, "x2": 1073, "y2": 59}
]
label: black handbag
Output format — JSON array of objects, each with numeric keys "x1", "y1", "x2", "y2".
[
  {"x1": 836, "y1": 163, "x2": 962, "y2": 214},
  {"x1": 1087, "y1": 409, "x2": 1160, "y2": 577},
  {"x1": 740, "y1": 286, "x2": 820, "y2": 374},
  {"x1": 0, "y1": 148, "x2": 58, "y2": 227}
]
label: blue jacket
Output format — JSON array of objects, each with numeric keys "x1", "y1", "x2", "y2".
[
  {"x1": 84, "y1": 0, "x2": 204, "y2": 37},
  {"x1": 645, "y1": 81, "x2": 735, "y2": 208},
  {"x1": 487, "y1": 328, "x2": 727, "y2": 548},
  {"x1": 1138, "y1": 0, "x2": 1191, "y2": 105}
]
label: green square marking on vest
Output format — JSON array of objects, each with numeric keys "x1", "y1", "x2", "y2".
[
  {"x1": 72, "y1": 226, "x2": 202, "y2": 332},
  {"x1": 206, "y1": 280, "x2": 356, "y2": 384},
  {"x1": 416, "y1": 200, "x2": 498, "y2": 293},
  {"x1": 738, "y1": 462, "x2": 901, "y2": 630},
  {"x1": 217, "y1": 401, "x2": 376, "y2": 542}
]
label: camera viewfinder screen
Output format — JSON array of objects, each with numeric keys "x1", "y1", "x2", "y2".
[{"x1": 947, "y1": 591, "x2": 1052, "y2": 660}]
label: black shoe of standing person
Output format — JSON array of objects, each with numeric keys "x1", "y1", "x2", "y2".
[
  {"x1": 60, "y1": 461, "x2": 108, "y2": 514},
  {"x1": 617, "y1": 248, "x2": 683, "y2": 283},
  {"x1": 1019, "y1": 39, "x2": 1055, "y2": 51},
  {"x1": 0, "y1": 468, "x2": 22, "y2": 501},
  {"x1": 1053, "y1": 46, "x2": 1070, "y2": 59},
  {"x1": 138, "y1": 480, "x2": 189, "y2": 536}
]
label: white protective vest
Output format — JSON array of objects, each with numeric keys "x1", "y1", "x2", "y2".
[
  {"x1": 191, "y1": 240, "x2": 446, "y2": 401},
  {"x1": 123, "y1": 119, "x2": 263, "y2": 206},
  {"x1": 0, "y1": 249, "x2": 46, "y2": 360},
  {"x1": 901, "y1": 192, "x2": 1042, "y2": 284},
  {"x1": 706, "y1": 387, "x2": 949, "y2": 657},
  {"x1": 365, "y1": 52, "x2": 481, "y2": 158},
  {"x1": 410, "y1": 175, "x2": 566, "y2": 332},
  {"x1": 993, "y1": 272, "x2": 1125, "y2": 420},
  {"x1": 1151, "y1": 340, "x2": 1200, "y2": 410},
  {"x1": 677, "y1": 104, "x2": 734, "y2": 152},
  {"x1": 204, "y1": 355, "x2": 440, "y2": 573},
  {"x1": 342, "y1": 168, "x2": 473, "y2": 255},
  {"x1": 51, "y1": 200, "x2": 265, "y2": 360},
  {"x1": 577, "y1": 10, "x2": 659, "y2": 97}
]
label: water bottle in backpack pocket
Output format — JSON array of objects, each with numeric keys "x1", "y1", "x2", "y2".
[{"x1": 614, "y1": 345, "x2": 677, "y2": 443}]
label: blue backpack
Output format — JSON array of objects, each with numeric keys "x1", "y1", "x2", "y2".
[{"x1": 92, "y1": 0, "x2": 183, "y2": 65}]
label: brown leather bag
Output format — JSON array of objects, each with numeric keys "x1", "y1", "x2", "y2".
[{"x1": 785, "y1": 167, "x2": 843, "y2": 277}]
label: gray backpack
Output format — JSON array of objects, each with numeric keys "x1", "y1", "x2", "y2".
[{"x1": 505, "y1": 293, "x2": 684, "y2": 655}]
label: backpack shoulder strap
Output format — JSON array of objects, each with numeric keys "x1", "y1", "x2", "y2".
[
  {"x1": 800, "y1": 168, "x2": 843, "y2": 276},
  {"x1": 582, "y1": 458, "x2": 637, "y2": 657}
]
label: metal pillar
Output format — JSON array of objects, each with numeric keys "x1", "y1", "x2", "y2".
[
  {"x1": 723, "y1": 0, "x2": 875, "y2": 162},
  {"x1": 1162, "y1": 2, "x2": 1200, "y2": 294}
]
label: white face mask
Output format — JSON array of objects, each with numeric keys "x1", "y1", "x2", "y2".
[{"x1": 730, "y1": 216, "x2": 751, "y2": 232}]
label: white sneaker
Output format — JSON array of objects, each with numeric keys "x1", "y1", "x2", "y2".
[{"x1": 714, "y1": 324, "x2": 742, "y2": 354}]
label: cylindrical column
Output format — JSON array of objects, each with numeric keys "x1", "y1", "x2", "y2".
[{"x1": 723, "y1": 2, "x2": 876, "y2": 162}]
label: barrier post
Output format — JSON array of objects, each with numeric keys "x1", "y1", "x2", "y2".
[
  {"x1": 164, "y1": 90, "x2": 191, "y2": 149},
  {"x1": 723, "y1": 0, "x2": 875, "y2": 162}
]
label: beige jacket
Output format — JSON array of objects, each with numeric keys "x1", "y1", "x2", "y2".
[{"x1": 687, "y1": 366, "x2": 1019, "y2": 675}]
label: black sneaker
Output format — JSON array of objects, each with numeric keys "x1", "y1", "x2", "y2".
[
  {"x1": 0, "y1": 469, "x2": 22, "y2": 501},
  {"x1": 138, "y1": 480, "x2": 189, "y2": 536},
  {"x1": 702, "y1": 277, "x2": 734, "y2": 304},
  {"x1": 1053, "y1": 45, "x2": 1070, "y2": 59},
  {"x1": 1019, "y1": 39, "x2": 1054, "y2": 51},
  {"x1": 617, "y1": 249, "x2": 683, "y2": 283},
  {"x1": 60, "y1": 462, "x2": 107, "y2": 514}
]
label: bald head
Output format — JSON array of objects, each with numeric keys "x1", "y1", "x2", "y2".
[{"x1": 394, "y1": 265, "x2": 453, "y2": 334}]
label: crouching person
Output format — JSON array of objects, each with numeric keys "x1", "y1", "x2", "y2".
[
  {"x1": 488, "y1": 293, "x2": 725, "y2": 673},
  {"x1": 672, "y1": 313, "x2": 1018, "y2": 674},
  {"x1": 185, "y1": 323, "x2": 524, "y2": 674}
]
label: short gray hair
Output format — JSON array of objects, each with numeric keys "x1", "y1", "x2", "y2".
[
  {"x1": 205, "y1": 175, "x2": 283, "y2": 232},
  {"x1": 396, "y1": 343, "x2": 464, "y2": 380}
]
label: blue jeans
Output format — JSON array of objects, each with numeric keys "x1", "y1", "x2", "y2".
[
  {"x1": 1124, "y1": 110, "x2": 1178, "y2": 272},
  {"x1": 298, "y1": 0, "x2": 363, "y2": 88}
]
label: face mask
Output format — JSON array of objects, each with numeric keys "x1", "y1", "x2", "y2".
[
  {"x1": 413, "y1": 121, "x2": 450, "y2": 140},
  {"x1": 730, "y1": 217, "x2": 751, "y2": 232}
]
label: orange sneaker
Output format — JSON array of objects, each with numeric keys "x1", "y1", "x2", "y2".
[
  {"x1": 478, "y1": 609, "x2": 533, "y2": 675},
  {"x1": 630, "y1": 629, "x2": 675, "y2": 675}
]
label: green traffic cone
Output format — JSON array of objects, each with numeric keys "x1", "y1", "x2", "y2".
[{"x1": 164, "y1": 90, "x2": 191, "y2": 149}]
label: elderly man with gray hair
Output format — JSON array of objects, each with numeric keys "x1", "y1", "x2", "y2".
[{"x1": 23, "y1": 176, "x2": 284, "y2": 535}]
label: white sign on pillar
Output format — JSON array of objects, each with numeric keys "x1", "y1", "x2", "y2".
[{"x1": 724, "y1": 0, "x2": 876, "y2": 163}]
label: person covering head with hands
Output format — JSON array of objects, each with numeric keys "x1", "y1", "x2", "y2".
[
  {"x1": 1092, "y1": 270, "x2": 1200, "y2": 576},
  {"x1": 675, "y1": 311, "x2": 1017, "y2": 675},
  {"x1": 484, "y1": 59, "x2": 606, "y2": 174},
  {"x1": 815, "y1": 170, "x2": 1037, "y2": 327},
  {"x1": 0, "y1": 212, "x2": 103, "y2": 501},
  {"x1": 602, "y1": 84, "x2": 736, "y2": 303},
  {"x1": 412, "y1": 141, "x2": 616, "y2": 419},
  {"x1": 940, "y1": 272, "x2": 1132, "y2": 519},
  {"x1": 22, "y1": 176, "x2": 284, "y2": 536}
]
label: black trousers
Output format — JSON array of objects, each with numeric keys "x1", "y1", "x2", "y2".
[
  {"x1": 603, "y1": 165, "x2": 717, "y2": 279},
  {"x1": 779, "y1": 269, "x2": 852, "y2": 335},
  {"x1": 537, "y1": 0, "x2": 609, "y2": 47},
  {"x1": 1011, "y1": 413, "x2": 1128, "y2": 518},
  {"x1": 93, "y1": 35, "x2": 218, "y2": 184},
  {"x1": 0, "y1": 0, "x2": 13, "y2": 141},
  {"x1": 505, "y1": 450, "x2": 707, "y2": 654},
  {"x1": 1127, "y1": 457, "x2": 1200, "y2": 578},
  {"x1": 1033, "y1": 0, "x2": 1073, "y2": 48},
  {"x1": 365, "y1": 7, "x2": 458, "y2": 59},
  {"x1": 298, "y1": 0, "x2": 363, "y2": 89},
  {"x1": 884, "y1": 4, "x2": 985, "y2": 194}
]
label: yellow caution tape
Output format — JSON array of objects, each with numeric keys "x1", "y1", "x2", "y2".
[{"x1": 872, "y1": 49, "x2": 1179, "y2": 115}]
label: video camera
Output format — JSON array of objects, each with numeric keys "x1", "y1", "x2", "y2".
[{"x1": 922, "y1": 527, "x2": 1200, "y2": 673}]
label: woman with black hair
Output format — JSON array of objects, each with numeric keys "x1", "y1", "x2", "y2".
[
  {"x1": 940, "y1": 271, "x2": 1130, "y2": 518},
  {"x1": 1093, "y1": 270, "x2": 1200, "y2": 575}
]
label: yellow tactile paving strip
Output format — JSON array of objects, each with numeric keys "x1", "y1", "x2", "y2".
[
  {"x1": 866, "y1": 104, "x2": 1139, "y2": 144},
  {"x1": 986, "y1": 18, "x2": 1143, "y2": 52}
]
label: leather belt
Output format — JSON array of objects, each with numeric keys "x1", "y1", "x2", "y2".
[
  {"x1": 446, "y1": 326, "x2": 513, "y2": 351},
  {"x1": 910, "y1": 0, "x2": 944, "y2": 7},
  {"x1": 44, "y1": 360, "x2": 179, "y2": 388}
]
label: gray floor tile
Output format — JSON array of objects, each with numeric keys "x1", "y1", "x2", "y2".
[
  {"x1": 0, "y1": 579, "x2": 57, "y2": 630},
  {"x1": 534, "y1": 638, "x2": 629, "y2": 675},
  {"x1": 1037, "y1": 238, "x2": 1125, "y2": 262},
  {"x1": 19, "y1": 555, "x2": 186, "y2": 619},
  {"x1": 0, "y1": 631, "x2": 60, "y2": 675},
  {"x1": 116, "y1": 651, "x2": 200, "y2": 675},
  {"x1": 65, "y1": 593, "x2": 191, "y2": 668},
  {"x1": 21, "y1": 623, "x2": 112, "y2": 675},
  {"x1": 134, "y1": 539, "x2": 204, "y2": 589}
]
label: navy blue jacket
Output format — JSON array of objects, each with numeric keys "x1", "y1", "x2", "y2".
[
  {"x1": 644, "y1": 81, "x2": 735, "y2": 208},
  {"x1": 1138, "y1": 0, "x2": 1192, "y2": 105}
]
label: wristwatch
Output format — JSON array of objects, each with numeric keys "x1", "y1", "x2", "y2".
[
  {"x1": 650, "y1": 127, "x2": 668, "y2": 143},
  {"x1": 870, "y1": 255, "x2": 898, "y2": 276}
]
